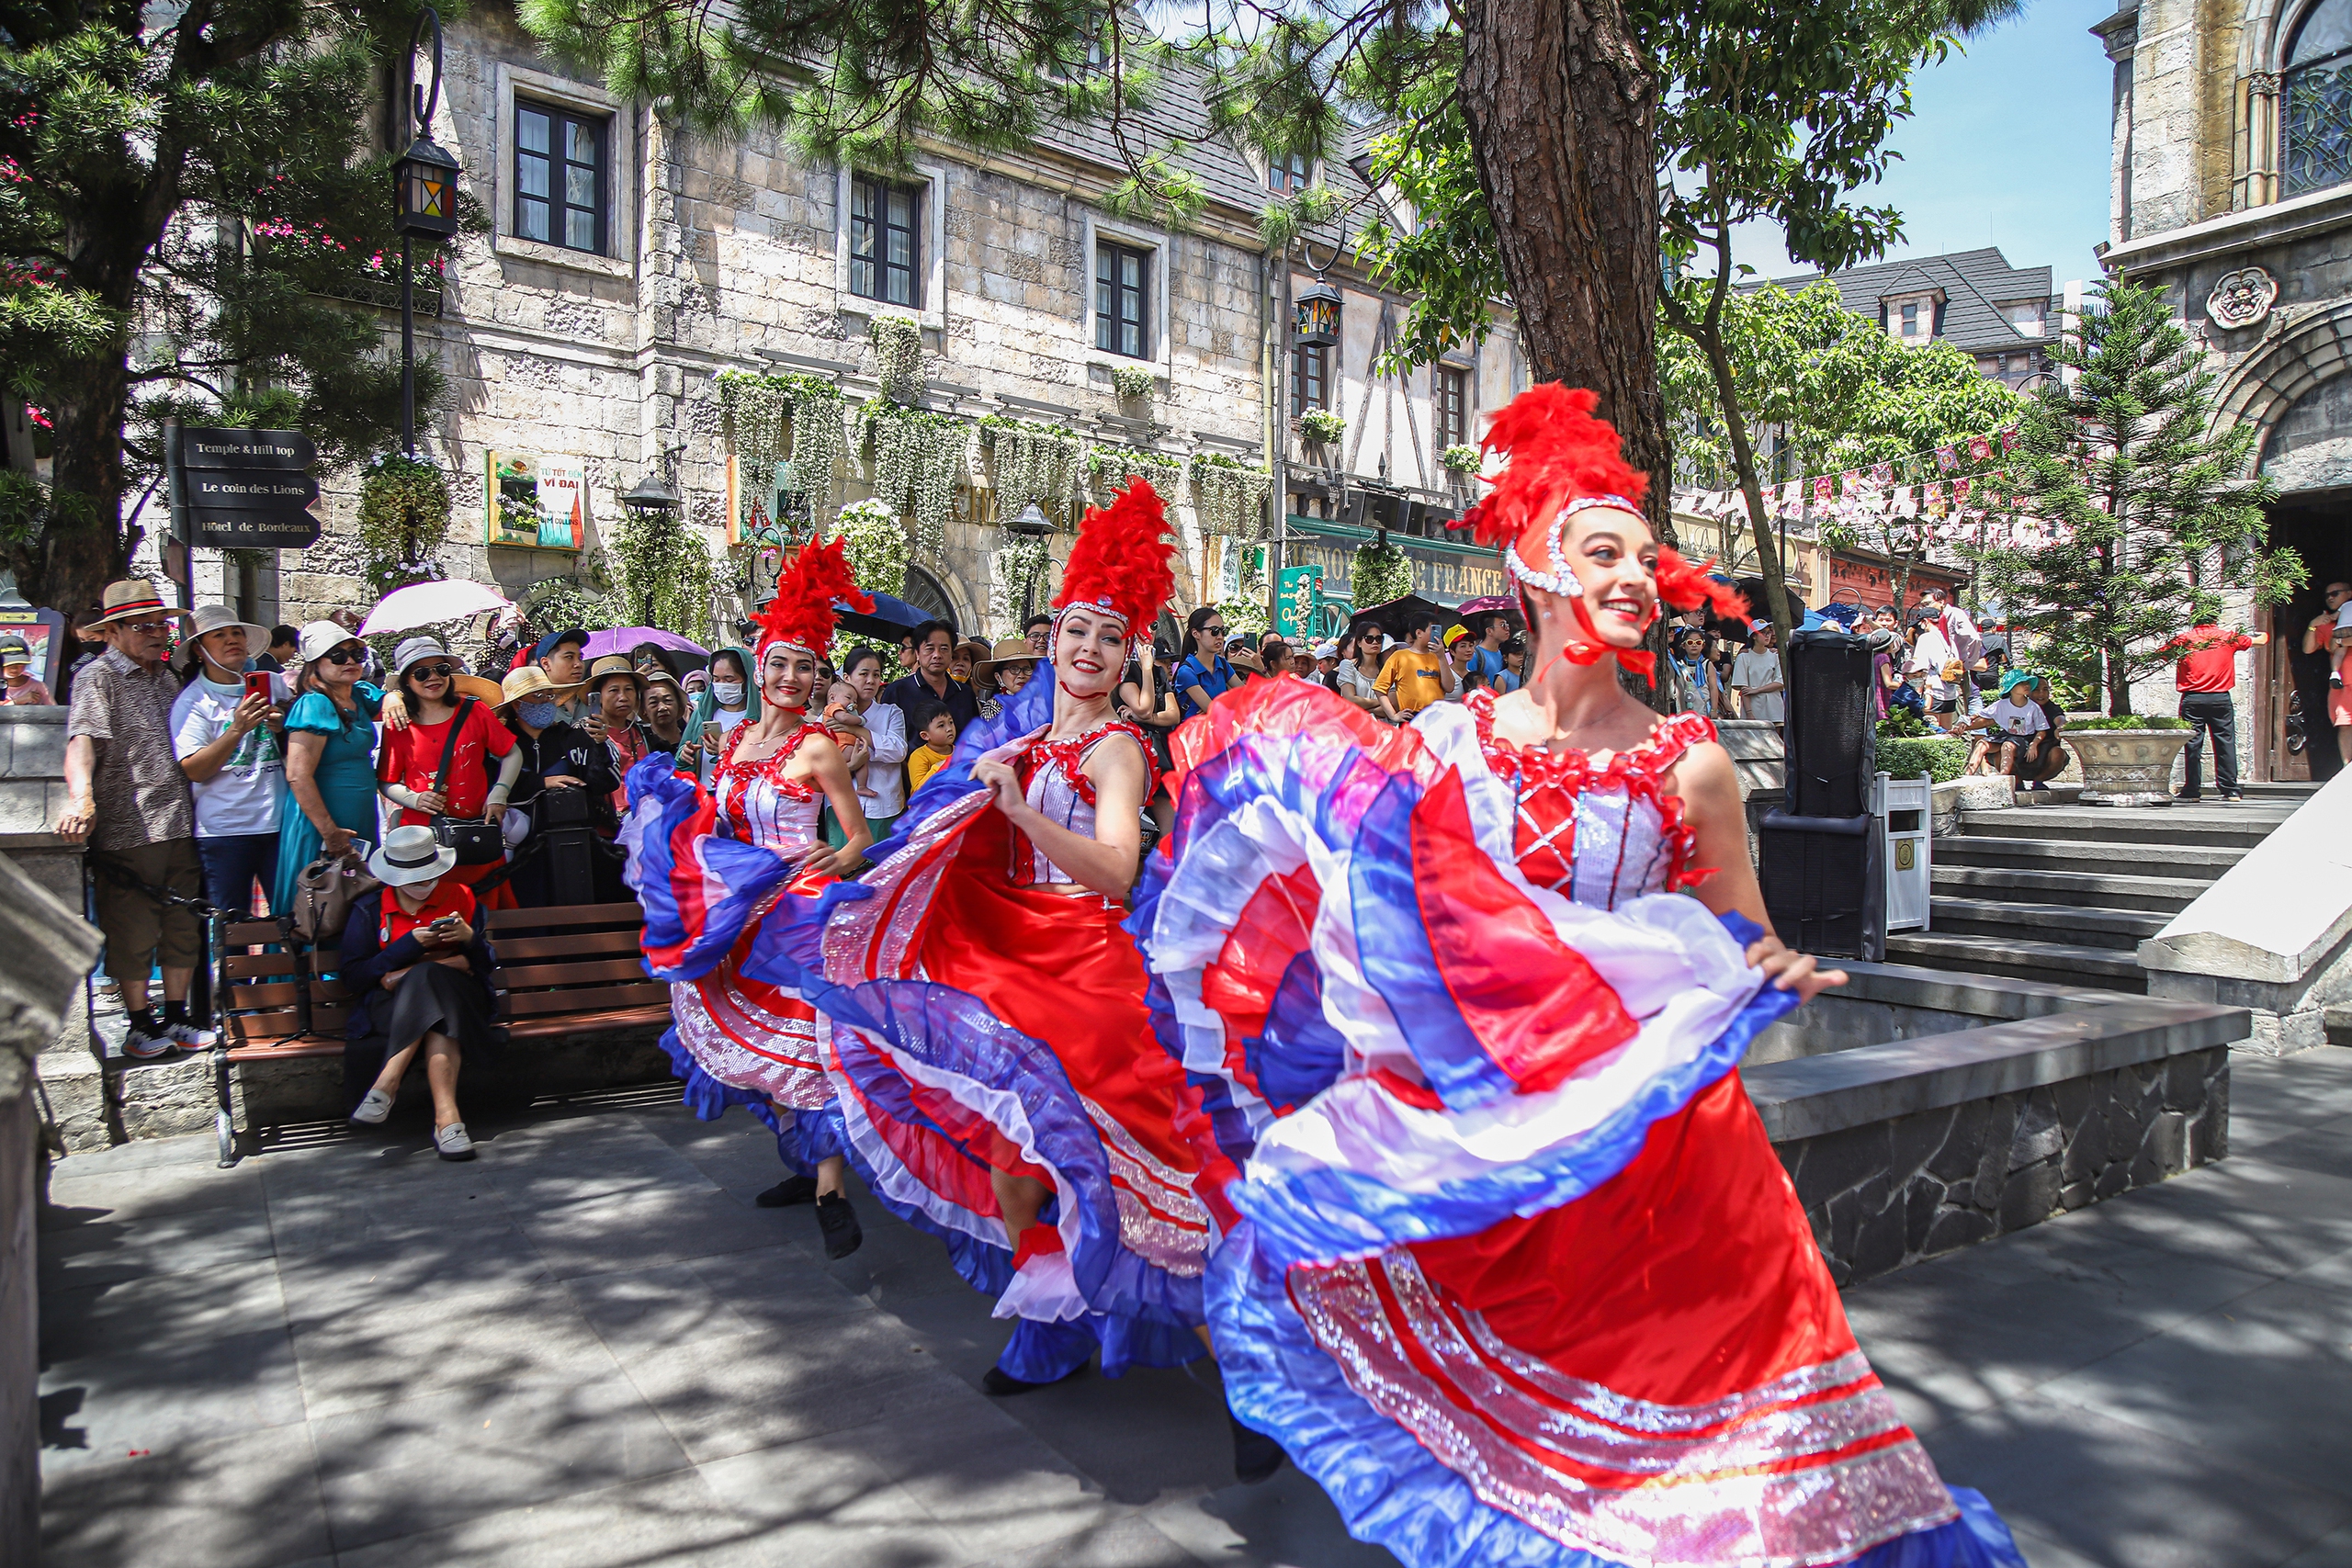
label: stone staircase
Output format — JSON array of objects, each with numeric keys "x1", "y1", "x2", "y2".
[{"x1": 1884, "y1": 781, "x2": 2316, "y2": 992}]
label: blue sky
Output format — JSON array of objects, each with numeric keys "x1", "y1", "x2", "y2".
[{"x1": 1736, "y1": 0, "x2": 2118, "y2": 284}]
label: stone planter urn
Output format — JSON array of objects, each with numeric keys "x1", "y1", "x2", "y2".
[{"x1": 2064, "y1": 728, "x2": 2192, "y2": 807}]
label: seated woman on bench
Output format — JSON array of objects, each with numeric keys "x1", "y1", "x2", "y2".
[{"x1": 340, "y1": 824, "x2": 500, "y2": 1160}]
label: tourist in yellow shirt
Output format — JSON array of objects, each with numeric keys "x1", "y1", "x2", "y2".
[
  {"x1": 1375, "y1": 614, "x2": 1457, "y2": 721},
  {"x1": 905, "y1": 702, "x2": 959, "y2": 795}
]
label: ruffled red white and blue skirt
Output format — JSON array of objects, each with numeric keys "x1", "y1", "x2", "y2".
[
  {"x1": 1129, "y1": 679, "x2": 2026, "y2": 1568},
  {"x1": 620, "y1": 753, "x2": 848, "y2": 1173},
  {"x1": 746, "y1": 682, "x2": 1211, "y2": 1376}
]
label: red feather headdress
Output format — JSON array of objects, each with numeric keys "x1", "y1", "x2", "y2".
[
  {"x1": 1053, "y1": 476, "x2": 1175, "y2": 640},
  {"x1": 754, "y1": 535, "x2": 872, "y2": 660},
  {"x1": 1455, "y1": 384, "x2": 1747, "y2": 674}
]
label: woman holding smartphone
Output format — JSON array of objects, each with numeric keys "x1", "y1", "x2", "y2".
[
  {"x1": 680, "y1": 647, "x2": 756, "y2": 785},
  {"x1": 376, "y1": 637, "x2": 525, "y2": 909},
  {"x1": 271, "y1": 622, "x2": 386, "y2": 915},
  {"x1": 169, "y1": 605, "x2": 287, "y2": 917}
]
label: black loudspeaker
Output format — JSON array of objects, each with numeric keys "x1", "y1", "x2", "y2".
[{"x1": 1758, "y1": 629, "x2": 1885, "y2": 961}]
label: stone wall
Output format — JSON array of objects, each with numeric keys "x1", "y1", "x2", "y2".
[
  {"x1": 254, "y1": 6, "x2": 1281, "y2": 637},
  {"x1": 1775, "y1": 1044, "x2": 2230, "y2": 1286}
]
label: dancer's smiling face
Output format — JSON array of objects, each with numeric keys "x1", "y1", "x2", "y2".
[
  {"x1": 1530, "y1": 506, "x2": 1659, "y2": 653},
  {"x1": 1054, "y1": 607, "x2": 1125, "y2": 701},
  {"x1": 760, "y1": 643, "x2": 817, "y2": 711}
]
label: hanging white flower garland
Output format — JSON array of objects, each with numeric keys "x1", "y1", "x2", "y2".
[
  {"x1": 1190, "y1": 456, "x2": 1271, "y2": 541},
  {"x1": 979, "y1": 416, "x2": 1082, "y2": 525},
  {"x1": 858, "y1": 400, "x2": 967, "y2": 563},
  {"x1": 869, "y1": 314, "x2": 925, "y2": 402},
  {"x1": 831, "y1": 496, "x2": 913, "y2": 598}
]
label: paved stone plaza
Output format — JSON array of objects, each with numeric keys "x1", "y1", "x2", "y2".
[{"x1": 31, "y1": 1046, "x2": 2352, "y2": 1568}]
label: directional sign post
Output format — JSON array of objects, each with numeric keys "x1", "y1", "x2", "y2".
[{"x1": 167, "y1": 424, "x2": 323, "y2": 553}]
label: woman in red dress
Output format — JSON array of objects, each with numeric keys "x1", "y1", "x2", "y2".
[
  {"x1": 375, "y1": 637, "x2": 524, "y2": 910},
  {"x1": 1132, "y1": 386, "x2": 2027, "y2": 1567},
  {"x1": 777, "y1": 481, "x2": 1215, "y2": 1416}
]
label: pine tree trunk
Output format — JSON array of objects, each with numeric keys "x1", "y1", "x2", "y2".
[
  {"x1": 34, "y1": 346, "x2": 136, "y2": 631},
  {"x1": 1460, "y1": 0, "x2": 1662, "y2": 490},
  {"x1": 1460, "y1": 0, "x2": 1664, "y2": 696}
]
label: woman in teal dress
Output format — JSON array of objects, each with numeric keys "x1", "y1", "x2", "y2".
[{"x1": 272, "y1": 621, "x2": 385, "y2": 911}]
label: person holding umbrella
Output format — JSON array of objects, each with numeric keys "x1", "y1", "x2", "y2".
[{"x1": 377, "y1": 637, "x2": 524, "y2": 910}]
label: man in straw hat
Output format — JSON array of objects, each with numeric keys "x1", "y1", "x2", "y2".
[{"x1": 62, "y1": 580, "x2": 213, "y2": 1057}]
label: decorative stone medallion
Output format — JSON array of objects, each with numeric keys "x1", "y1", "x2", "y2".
[{"x1": 2208, "y1": 266, "x2": 2279, "y2": 331}]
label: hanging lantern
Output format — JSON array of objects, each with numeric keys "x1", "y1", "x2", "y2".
[
  {"x1": 393, "y1": 131, "x2": 462, "y2": 237},
  {"x1": 1294, "y1": 278, "x2": 1341, "y2": 347}
]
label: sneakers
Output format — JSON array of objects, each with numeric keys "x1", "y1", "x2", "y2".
[
  {"x1": 434, "y1": 1122, "x2": 477, "y2": 1161},
  {"x1": 119, "y1": 1021, "x2": 177, "y2": 1059},
  {"x1": 162, "y1": 1018, "x2": 217, "y2": 1049},
  {"x1": 349, "y1": 1089, "x2": 394, "y2": 1126},
  {"x1": 814, "y1": 1191, "x2": 863, "y2": 1259},
  {"x1": 755, "y1": 1174, "x2": 820, "y2": 1208}
]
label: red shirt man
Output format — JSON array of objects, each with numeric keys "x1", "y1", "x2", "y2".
[
  {"x1": 2164, "y1": 624, "x2": 2262, "y2": 692},
  {"x1": 2160, "y1": 622, "x2": 2269, "y2": 801}
]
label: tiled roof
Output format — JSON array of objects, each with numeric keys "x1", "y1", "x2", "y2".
[
  {"x1": 1029, "y1": 60, "x2": 1272, "y2": 220},
  {"x1": 1770, "y1": 246, "x2": 2057, "y2": 353}
]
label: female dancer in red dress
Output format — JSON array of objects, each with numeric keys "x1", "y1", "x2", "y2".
[
  {"x1": 623, "y1": 538, "x2": 875, "y2": 1258},
  {"x1": 780, "y1": 481, "x2": 1216, "y2": 1414},
  {"x1": 1132, "y1": 386, "x2": 2027, "y2": 1566}
]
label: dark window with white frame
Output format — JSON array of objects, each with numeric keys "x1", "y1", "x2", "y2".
[
  {"x1": 2287, "y1": 0, "x2": 2352, "y2": 195},
  {"x1": 850, "y1": 175, "x2": 924, "y2": 308},
  {"x1": 1435, "y1": 367, "x2": 1468, "y2": 448},
  {"x1": 514, "y1": 102, "x2": 607, "y2": 254},
  {"x1": 1095, "y1": 242, "x2": 1151, "y2": 358},
  {"x1": 1293, "y1": 344, "x2": 1329, "y2": 416}
]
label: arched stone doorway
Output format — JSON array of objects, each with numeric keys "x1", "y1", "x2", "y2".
[{"x1": 2256, "y1": 372, "x2": 2352, "y2": 780}]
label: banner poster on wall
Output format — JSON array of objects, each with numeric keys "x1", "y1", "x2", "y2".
[{"x1": 486, "y1": 452, "x2": 585, "y2": 550}]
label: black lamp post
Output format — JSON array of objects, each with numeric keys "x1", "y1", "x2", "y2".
[
  {"x1": 391, "y1": 7, "x2": 459, "y2": 457},
  {"x1": 1006, "y1": 502, "x2": 1055, "y2": 623},
  {"x1": 620, "y1": 470, "x2": 684, "y2": 626}
]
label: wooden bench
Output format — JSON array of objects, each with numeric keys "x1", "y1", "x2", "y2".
[
  {"x1": 215, "y1": 901, "x2": 668, "y2": 1061},
  {"x1": 483, "y1": 901, "x2": 669, "y2": 1040}
]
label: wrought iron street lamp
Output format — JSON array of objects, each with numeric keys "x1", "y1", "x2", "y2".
[
  {"x1": 1006, "y1": 502, "x2": 1055, "y2": 623},
  {"x1": 1293, "y1": 278, "x2": 1342, "y2": 347},
  {"x1": 391, "y1": 7, "x2": 459, "y2": 457}
]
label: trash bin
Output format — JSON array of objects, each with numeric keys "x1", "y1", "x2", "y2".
[{"x1": 1877, "y1": 770, "x2": 1933, "y2": 934}]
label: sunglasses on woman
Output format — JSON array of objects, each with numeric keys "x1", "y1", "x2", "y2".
[
  {"x1": 324, "y1": 646, "x2": 367, "y2": 665},
  {"x1": 410, "y1": 663, "x2": 458, "y2": 681}
]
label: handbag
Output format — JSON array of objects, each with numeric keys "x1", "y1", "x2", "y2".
[
  {"x1": 427, "y1": 696, "x2": 504, "y2": 865},
  {"x1": 288, "y1": 851, "x2": 378, "y2": 945}
]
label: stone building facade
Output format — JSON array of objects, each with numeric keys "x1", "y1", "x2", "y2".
[
  {"x1": 178, "y1": 4, "x2": 1308, "y2": 644},
  {"x1": 2098, "y1": 0, "x2": 2352, "y2": 779}
]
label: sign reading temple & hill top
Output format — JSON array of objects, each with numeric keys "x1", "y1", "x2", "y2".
[{"x1": 166, "y1": 424, "x2": 324, "y2": 549}]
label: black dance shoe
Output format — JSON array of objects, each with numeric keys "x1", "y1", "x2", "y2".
[
  {"x1": 815, "y1": 1191, "x2": 864, "y2": 1259},
  {"x1": 755, "y1": 1174, "x2": 819, "y2": 1208},
  {"x1": 1229, "y1": 1411, "x2": 1285, "y2": 1485},
  {"x1": 981, "y1": 1362, "x2": 1087, "y2": 1397}
]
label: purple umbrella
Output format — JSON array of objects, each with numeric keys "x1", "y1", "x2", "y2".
[{"x1": 582, "y1": 626, "x2": 707, "y2": 659}]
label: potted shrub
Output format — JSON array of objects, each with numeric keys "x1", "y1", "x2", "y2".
[
  {"x1": 2063, "y1": 715, "x2": 2194, "y2": 807},
  {"x1": 1299, "y1": 408, "x2": 1346, "y2": 458}
]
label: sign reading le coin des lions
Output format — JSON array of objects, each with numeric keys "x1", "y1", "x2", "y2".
[{"x1": 168, "y1": 424, "x2": 323, "y2": 550}]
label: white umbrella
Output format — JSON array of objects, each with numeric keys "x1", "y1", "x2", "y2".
[{"x1": 358, "y1": 579, "x2": 513, "y2": 637}]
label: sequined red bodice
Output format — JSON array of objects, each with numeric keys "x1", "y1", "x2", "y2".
[
  {"x1": 711, "y1": 721, "x2": 835, "y2": 855},
  {"x1": 1010, "y1": 719, "x2": 1151, "y2": 886},
  {"x1": 1464, "y1": 689, "x2": 1713, "y2": 908}
]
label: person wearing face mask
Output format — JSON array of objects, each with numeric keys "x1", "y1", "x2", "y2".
[
  {"x1": 499, "y1": 665, "x2": 621, "y2": 908},
  {"x1": 170, "y1": 605, "x2": 288, "y2": 918},
  {"x1": 781, "y1": 482, "x2": 1216, "y2": 1439},
  {"x1": 1127, "y1": 385, "x2": 2023, "y2": 1560},
  {"x1": 681, "y1": 647, "x2": 757, "y2": 786},
  {"x1": 622, "y1": 538, "x2": 875, "y2": 1257},
  {"x1": 269, "y1": 622, "x2": 388, "y2": 918}
]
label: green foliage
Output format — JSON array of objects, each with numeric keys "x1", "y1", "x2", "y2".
[
  {"x1": 978, "y1": 416, "x2": 1081, "y2": 525},
  {"x1": 1192, "y1": 455, "x2": 1271, "y2": 540},
  {"x1": 1876, "y1": 708, "x2": 1929, "y2": 738},
  {"x1": 355, "y1": 455, "x2": 454, "y2": 596},
  {"x1": 869, "y1": 314, "x2": 925, "y2": 402},
  {"x1": 1875, "y1": 733, "x2": 1966, "y2": 784},
  {"x1": 718, "y1": 370, "x2": 846, "y2": 519},
  {"x1": 856, "y1": 400, "x2": 966, "y2": 560},
  {"x1": 831, "y1": 496, "x2": 913, "y2": 598},
  {"x1": 1299, "y1": 409, "x2": 1346, "y2": 447},
  {"x1": 1979, "y1": 282, "x2": 2302, "y2": 716},
  {"x1": 1440, "y1": 444, "x2": 1482, "y2": 476},
  {"x1": 1351, "y1": 538, "x2": 1413, "y2": 609},
  {"x1": 521, "y1": 556, "x2": 625, "y2": 633},
  {"x1": 1085, "y1": 444, "x2": 1182, "y2": 502},
  {"x1": 611, "y1": 502, "x2": 718, "y2": 642},
  {"x1": 1110, "y1": 366, "x2": 1156, "y2": 400},
  {"x1": 2070, "y1": 714, "x2": 2191, "y2": 731},
  {"x1": 0, "y1": 0, "x2": 481, "y2": 605}
]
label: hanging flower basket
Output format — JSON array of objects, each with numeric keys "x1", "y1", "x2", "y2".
[
  {"x1": 1111, "y1": 365, "x2": 1156, "y2": 401},
  {"x1": 870, "y1": 314, "x2": 924, "y2": 403},
  {"x1": 356, "y1": 453, "x2": 453, "y2": 594},
  {"x1": 1441, "y1": 443, "x2": 1483, "y2": 477},
  {"x1": 1300, "y1": 409, "x2": 1346, "y2": 447}
]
